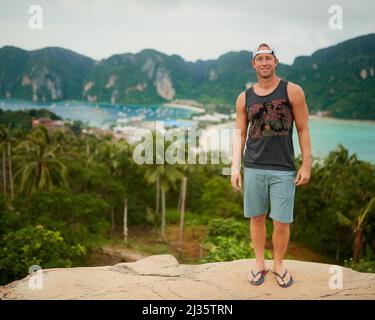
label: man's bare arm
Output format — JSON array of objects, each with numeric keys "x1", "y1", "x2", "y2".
[
  {"x1": 231, "y1": 91, "x2": 248, "y2": 174},
  {"x1": 288, "y1": 82, "x2": 312, "y2": 184}
]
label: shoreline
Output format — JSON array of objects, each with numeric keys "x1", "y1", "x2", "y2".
[
  {"x1": 308, "y1": 114, "x2": 375, "y2": 124},
  {"x1": 202, "y1": 114, "x2": 375, "y2": 132},
  {"x1": 1, "y1": 97, "x2": 374, "y2": 125},
  {"x1": 160, "y1": 102, "x2": 205, "y2": 113},
  {"x1": 202, "y1": 114, "x2": 362, "y2": 132},
  {"x1": 203, "y1": 121, "x2": 235, "y2": 131}
]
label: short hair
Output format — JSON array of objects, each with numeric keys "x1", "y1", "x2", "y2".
[{"x1": 257, "y1": 43, "x2": 271, "y2": 50}]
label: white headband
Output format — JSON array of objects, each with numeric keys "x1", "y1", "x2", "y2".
[{"x1": 252, "y1": 48, "x2": 276, "y2": 60}]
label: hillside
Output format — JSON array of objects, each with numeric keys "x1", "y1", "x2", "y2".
[{"x1": 0, "y1": 34, "x2": 374, "y2": 119}]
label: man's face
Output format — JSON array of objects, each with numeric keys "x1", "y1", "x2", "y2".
[{"x1": 251, "y1": 47, "x2": 278, "y2": 79}]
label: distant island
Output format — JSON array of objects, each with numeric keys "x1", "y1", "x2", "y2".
[{"x1": 0, "y1": 33, "x2": 374, "y2": 120}]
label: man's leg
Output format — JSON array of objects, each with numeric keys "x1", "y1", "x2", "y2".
[
  {"x1": 272, "y1": 220, "x2": 291, "y2": 284},
  {"x1": 268, "y1": 170, "x2": 296, "y2": 285},
  {"x1": 250, "y1": 214, "x2": 267, "y2": 280}
]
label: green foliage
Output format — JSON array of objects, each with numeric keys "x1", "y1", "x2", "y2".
[
  {"x1": 0, "y1": 46, "x2": 94, "y2": 102},
  {"x1": 201, "y1": 218, "x2": 272, "y2": 262},
  {"x1": 205, "y1": 218, "x2": 248, "y2": 241},
  {"x1": 0, "y1": 108, "x2": 62, "y2": 130},
  {"x1": 1, "y1": 105, "x2": 375, "y2": 290},
  {"x1": 201, "y1": 236, "x2": 255, "y2": 263},
  {"x1": 293, "y1": 145, "x2": 375, "y2": 262},
  {"x1": 347, "y1": 260, "x2": 375, "y2": 273},
  {"x1": 13, "y1": 126, "x2": 70, "y2": 196},
  {"x1": 165, "y1": 208, "x2": 181, "y2": 224},
  {"x1": 344, "y1": 245, "x2": 375, "y2": 273},
  {"x1": 0, "y1": 225, "x2": 86, "y2": 285},
  {"x1": 200, "y1": 176, "x2": 242, "y2": 217},
  {"x1": 13, "y1": 189, "x2": 111, "y2": 248}
]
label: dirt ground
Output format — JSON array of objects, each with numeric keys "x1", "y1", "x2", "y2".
[{"x1": 86, "y1": 223, "x2": 330, "y2": 266}]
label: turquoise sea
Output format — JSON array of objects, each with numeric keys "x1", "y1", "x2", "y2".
[
  {"x1": 1, "y1": 99, "x2": 374, "y2": 163},
  {"x1": 0, "y1": 99, "x2": 197, "y2": 127},
  {"x1": 302, "y1": 117, "x2": 375, "y2": 163}
]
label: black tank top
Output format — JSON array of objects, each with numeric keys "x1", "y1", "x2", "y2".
[{"x1": 244, "y1": 79, "x2": 296, "y2": 171}]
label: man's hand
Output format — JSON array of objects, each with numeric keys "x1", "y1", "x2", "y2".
[
  {"x1": 295, "y1": 165, "x2": 311, "y2": 186},
  {"x1": 231, "y1": 173, "x2": 242, "y2": 192}
]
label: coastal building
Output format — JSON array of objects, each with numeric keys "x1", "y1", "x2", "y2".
[
  {"x1": 82, "y1": 127, "x2": 113, "y2": 139},
  {"x1": 113, "y1": 126, "x2": 150, "y2": 144},
  {"x1": 31, "y1": 117, "x2": 67, "y2": 132}
]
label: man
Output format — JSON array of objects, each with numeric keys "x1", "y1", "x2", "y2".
[{"x1": 231, "y1": 43, "x2": 312, "y2": 288}]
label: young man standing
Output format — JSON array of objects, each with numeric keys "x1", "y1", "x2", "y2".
[{"x1": 231, "y1": 43, "x2": 312, "y2": 288}]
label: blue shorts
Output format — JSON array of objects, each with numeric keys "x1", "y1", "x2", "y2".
[{"x1": 243, "y1": 167, "x2": 297, "y2": 223}]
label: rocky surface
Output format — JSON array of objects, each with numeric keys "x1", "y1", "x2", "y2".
[{"x1": 1, "y1": 254, "x2": 374, "y2": 300}]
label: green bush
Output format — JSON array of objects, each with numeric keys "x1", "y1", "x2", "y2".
[
  {"x1": 201, "y1": 236, "x2": 255, "y2": 262},
  {"x1": 205, "y1": 218, "x2": 247, "y2": 241},
  {"x1": 13, "y1": 189, "x2": 111, "y2": 249},
  {"x1": 344, "y1": 245, "x2": 375, "y2": 273},
  {"x1": 0, "y1": 225, "x2": 86, "y2": 285},
  {"x1": 345, "y1": 259, "x2": 375, "y2": 273},
  {"x1": 200, "y1": 177, "x2": 242, "y2": 217},
  {"x1": 201, "y1": 218, "x2": 272, "y2": 262},
  {"x1": 293, "y1": 145, "x2": 375, "y2": 264}
]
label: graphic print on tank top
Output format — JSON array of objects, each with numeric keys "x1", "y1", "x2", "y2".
[
  {"x1": 244, "y1": 79, "x2": 296, "y2": 171},
  {"x1": 247, "y1": 98, "x2": 293, "y2": 140}
]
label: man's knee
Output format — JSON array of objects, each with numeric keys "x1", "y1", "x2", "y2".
[
  {"x1": 273, "y1": 220, "x2": 290, "y2": 232},
  {"x1": 251, "y1": 214, "x2": 267, "y2": 224}
]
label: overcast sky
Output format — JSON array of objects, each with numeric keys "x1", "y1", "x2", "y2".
[{"x1": 0, "y1": 0, "x2": 374, "y2": 65}]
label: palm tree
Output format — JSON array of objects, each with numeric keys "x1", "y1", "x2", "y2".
[
  {"x1": 0, "y1": 132, "x2": 7, "y2": 196},
  {"x1": 178, "y1": 175, "x2": 188, "y2": 251},
  {"x1": 0, "y1": 125, "x2": 15, "y2": 199},
  {"x1": 323, "y1": 145, "x2": 375, "y2": 262},
  {"x1": 176, "y1": 140, "x2": 198, "y2": 252},
  {"x1": 50, "y1": 129, "x2": 80, "y2": 157},
  {"x1": 94, "y1": 139, "x2": 125, "y2": 231},
  {"x1": 144, "y1": 163, "x2": 183, "y2": 242},
  {"x1": 353, "y1": 197, "x2": 375, "y2": 262},
  {"x1": 337, "y1": 197, "x2": 375, "y2": 262},
  {"x1": 77, "y1": 135, "x2": 99, "y2": 175},
  {"x1": 13, "y1": 125, "x2": 68, "y2": 196}
]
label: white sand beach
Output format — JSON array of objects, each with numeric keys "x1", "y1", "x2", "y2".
[{"x1": 161, "y1": 102, "x2": 205, "y2": 113}]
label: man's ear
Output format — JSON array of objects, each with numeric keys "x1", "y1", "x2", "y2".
[
  {"x1": 274, "y1": 57, "x2": 278, "y2": 69},
  {"x1": 251, "y1": 59, "x2": 255, "y2": 70}
]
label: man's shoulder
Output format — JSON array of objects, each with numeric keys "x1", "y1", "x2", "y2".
[
  {"x1": 237, "y1": 86, "x2": 253, "y2": 100},
  {"x1": 236, "y1": 90, "x2": 246, "y2": 102},
  {"x1": 286, "y1": 81, "x2": 306, "y2": 106},
  {"x1": 286, "y1": 81, "x2": 305, "y2": 97},
  {"x1": 286, "y1": 81, "x2": 304, "y2": 92},
  {"x1": 236, "y1": 91, "x2": 247, "y2": 110}
]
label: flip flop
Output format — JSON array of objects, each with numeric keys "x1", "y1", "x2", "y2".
[
  {"x1": 248, "y1": 268, "x2": 269, "y2": 286},
  {"x1": 272, "y1": 269, "x2": 294, "y2": 288}
]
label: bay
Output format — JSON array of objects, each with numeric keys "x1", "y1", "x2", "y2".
[{"x1": 1, "y1": 99, "x2": 374, "y2": 163}]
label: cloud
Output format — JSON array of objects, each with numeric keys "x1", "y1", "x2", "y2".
[{"x1": 0, "y1": 0, "x2": 374, "y2": 64}]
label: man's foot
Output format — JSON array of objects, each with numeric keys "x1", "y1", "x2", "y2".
[
  {"x1": 248, "y1": 268, "x2": 269, "y2": 285},
  {"x1": 248, "y1": 262, "x2": 269, "y2": 286},
  {"x1": 271, "y1": 266, "x2": 293, "y2": 288}
]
